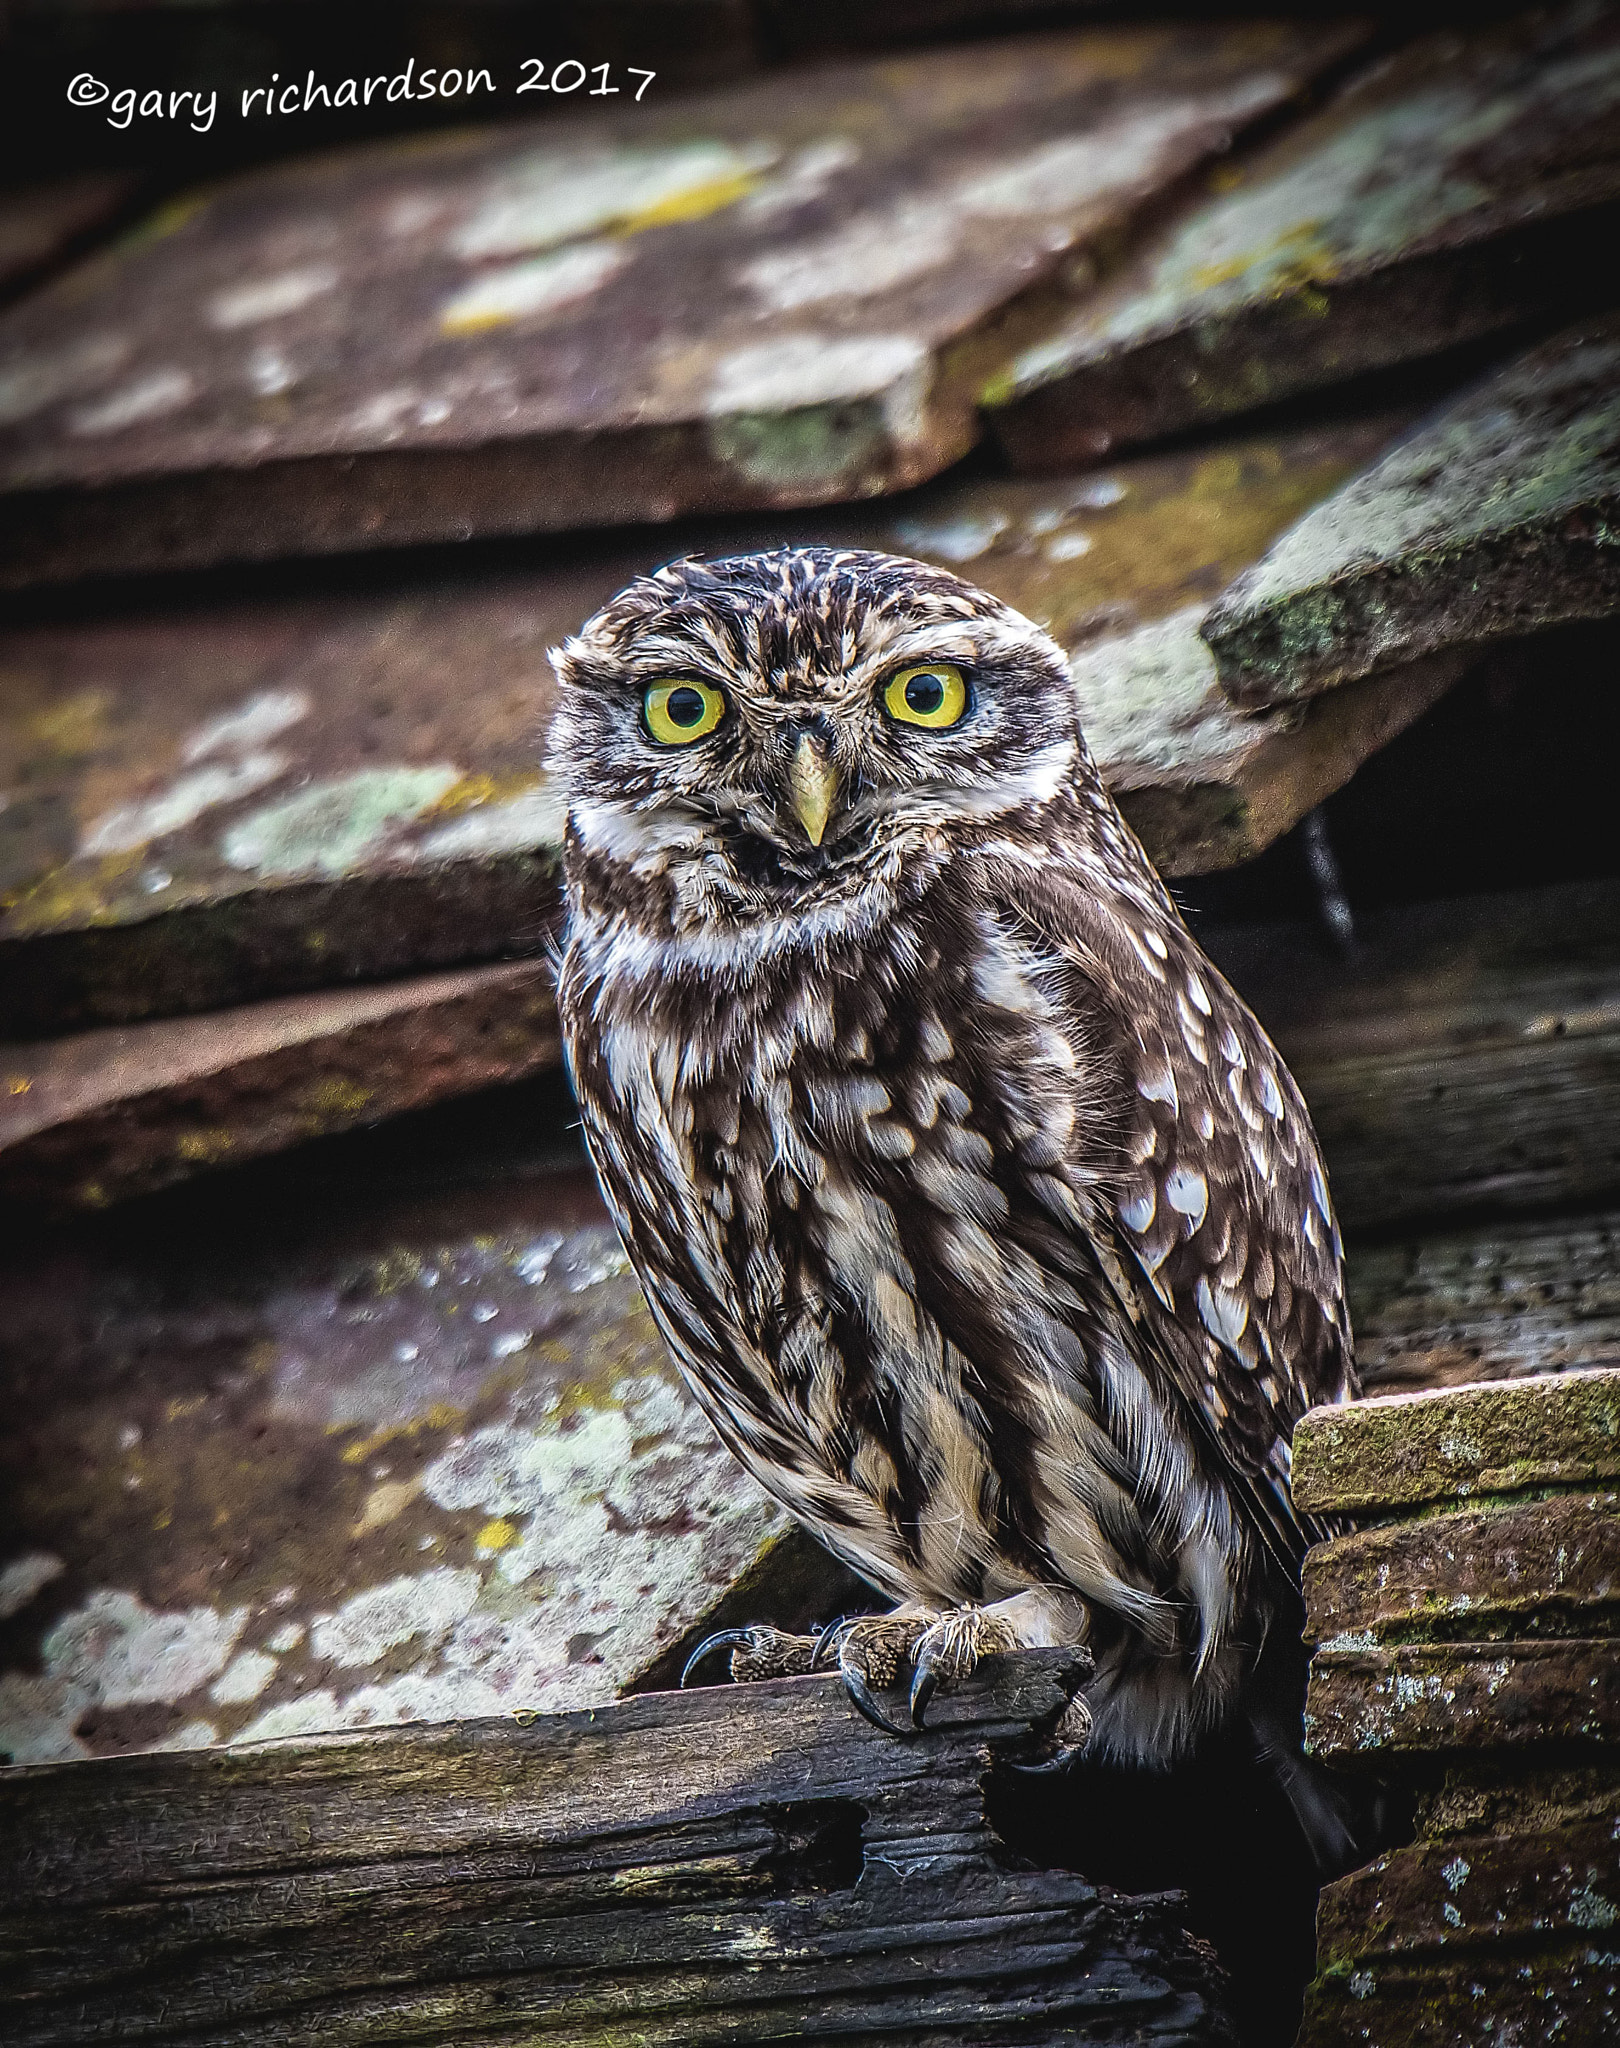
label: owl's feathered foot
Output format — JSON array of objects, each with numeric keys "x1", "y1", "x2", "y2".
[{"x1": 683, "y1": 1596, "x2": 1092, "y2": 1757}]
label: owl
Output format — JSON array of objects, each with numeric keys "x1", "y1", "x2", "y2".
[{"x1": 548, "y1": 547, "x2": 1359, "y2": 1859}]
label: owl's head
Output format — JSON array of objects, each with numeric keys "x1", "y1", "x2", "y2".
[{"x1": 548, "y1": 547, "x2": 1087, "y2": 949}]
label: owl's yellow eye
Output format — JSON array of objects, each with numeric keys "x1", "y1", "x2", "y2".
[
  {"x1": 643, "y1": 679, "x2": 726, "y2": 746},
  {"x1": 883, "y1": 662, "x2": 969, "y2": 730}
]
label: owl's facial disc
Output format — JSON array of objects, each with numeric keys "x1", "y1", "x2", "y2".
[{"x1": 550, "y1": 548, "x2": 1085, "y2": 933}]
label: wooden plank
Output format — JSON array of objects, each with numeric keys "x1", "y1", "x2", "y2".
[
  {"x1": 985, "y1": 5, "x2": 1620, "y2": 464},
  {"x1": 1207, "y1": 877, "x2": 1620, "y2": 1231},
  {"x1": 0, "y1": 1143, "x2": 859, "y2": 1766},
  {"x1": 0, "y1": 959, "x2": 558, "y2": 1211},
  {"x1": 0, "y1": 1651, "x2": 1241, "y2": 2048},
  {"x1": 1202, "y1": 313, "x2": 1620, "y2": 705},
  {"x1": 1350, "y1": 1210, "x2": 1620, "y2": 1395},
  {"x1": 1292, "y1": 1365, "x2": 1620, "y2": 1518},
  {"x1": 0, "y1": 414, "x2": 1464, "y2": 1035},
  {"x1": 0, "y1": 21, "x2": 1362, "y2": 584}
]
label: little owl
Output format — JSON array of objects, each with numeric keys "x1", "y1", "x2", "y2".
[{"x1": 549, "y1": 547, "x2": 1358, "y2": 1862}]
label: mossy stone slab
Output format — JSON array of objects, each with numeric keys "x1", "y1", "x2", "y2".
[
  {"x1": 1202, "y1": 313, "x2": 1620, "y2": 705},
  {"x1": 0, "y1": 574, "x2": 578, "y2": 1033},
  {"x1": 1305, "y1": 1636, "x2": 1619, "y2": 1763},
  {"x1": 0, "y1": 413, "x2": 1460, "y2": 1035},
  {"x1": 0, "y1": 958, "x2": 558, "y2": 1211},
  {"x1": 1302, "y1": 1492, "x2": 1620, "y2": 1649},
  {"x1": 1292, "y1": 1366, "x2": 1620, "y2": 1518},
  {"x1": 1304, "y1": 1815, "x2": 1620, "y2": 2048},
  {"x1": 0, "y1": 21, "x2": 1357, "y2": 586},
  {"x1": 0, "y1": 1124, "x2": 861, "y2": 1764},
  {"x1": 872, "y1": 413, "x2": 1465, "y2": 877},
  {"x1": 985, "y1": 6, "x2": 1620, "y2": 465}
]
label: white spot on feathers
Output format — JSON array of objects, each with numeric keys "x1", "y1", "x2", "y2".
[{"x1": 1165, "y1": 1166, "x2": 1209, "y2": 1231}]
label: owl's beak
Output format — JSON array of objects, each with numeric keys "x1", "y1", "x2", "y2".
[{"x1": 787, "y1": 732, "x2": 838, "y2": 848}]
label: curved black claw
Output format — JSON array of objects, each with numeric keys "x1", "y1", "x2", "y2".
[
  {"x1": 680, "y1": 1629, "x2": 759, "y2": 1688},
  {"x1": 1005, "y1": 1742, "x2": 1084, "y2": 1777},
  {"x1": 841, "y1": 1657, "x2": 913, "y2": 1738},
  {"x1": 909, "y1": 1655, "x2": 939, "y2": 1729},
  {"x1": 811, "y1": 1616, "x2": 849, "y2": 1670}
]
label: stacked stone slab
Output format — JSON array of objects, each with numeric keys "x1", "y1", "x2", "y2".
[
  {"x1": 0, "y1": 20, "x2": 1359, "y2": 585},
  {"x1": 1294, "y1": 1368, "x2": 1620, "y2": 2045},
  {"x1": 985, "y1": 3, "x2": 1620, "y2": 463}
]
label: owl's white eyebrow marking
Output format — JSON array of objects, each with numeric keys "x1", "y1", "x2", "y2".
[{"x1": 1164, "y1": 1166, "x2": 1209, "y2": 1230}]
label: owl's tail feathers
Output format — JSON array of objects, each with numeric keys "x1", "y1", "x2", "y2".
[
  {"x1": 1243, "y1": 1591, "x2": 1406, "y2": 1878},
  {"x1": 1247, "y1": 1704, "x2": 1398, "y2": 1878}
]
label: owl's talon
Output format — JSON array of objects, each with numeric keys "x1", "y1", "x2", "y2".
[
  {"x1": 812, "y1": 1615, "x2": 849, "y2": 1669},
  {"x1": 681, "y1": 1624, "x2": 820, "y2": 1685},
  {"x1": 909, "y1": 1656, "x2": 939, "y2": 1728},
  {"x1": 1007, "y1": 1688, "x2": 1093, "y2": 1771},
  {"x1": 1006, "y1": 1741, "x2": 1083, "y2": 1775},
  {"x1": 680, "y1": 1629, "x2": 755, "y2": 1687},
  {"x1": 840, "y1": 1656, "x2": 913, "y2": 1738}
]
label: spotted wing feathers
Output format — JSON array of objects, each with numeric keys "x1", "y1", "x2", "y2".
[{"x1": 981, "y1": 843, "x2": 1355, "y2": 1563}]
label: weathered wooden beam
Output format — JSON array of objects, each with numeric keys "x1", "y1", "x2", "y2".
[
  {"x1": 0, "y1": 413, "x2": 1464, "y2": 1035},
  {"x1": 1207, "y1": 876, "x2": 1620, "y2": 1232},
  {"x1": 1349, "y1": 1209, "x2": 1620, "y2": 1396},
  {"x1": 984, "y1": 5, "x2": 1620, "y2": 464},
  {"x1": 1294, "y1": 1369, "x2": 1620, "y2": 2046},
  {"x1": 0, "y1": 959, "x2": 558, "y2": 1210},
  {"x1": 0, "y1": 1146, "x2": 845, "y2": 1766},
  {"x1": 0, "y1": 1650, "x2": 1242, "y2": 2048},
  {"x1": 0, "y1": 21, "x2": 1360, "y2": 586},
  {"x1": 1202, "y1": 313, "x2": 1620, "y2": 706}
]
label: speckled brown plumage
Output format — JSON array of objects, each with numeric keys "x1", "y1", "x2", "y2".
[{"x1": 548, "y1": 547, "x2": 1356, "y2": 1803}]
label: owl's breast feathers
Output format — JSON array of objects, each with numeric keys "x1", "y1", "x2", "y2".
[{"x1": 559, "y1": 789, "x2": 1354, "y2": 1685}]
